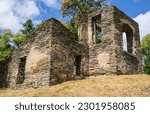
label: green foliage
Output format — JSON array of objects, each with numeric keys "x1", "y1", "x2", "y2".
[
  {"x1": 96, "y1": 31, "x2": 102, "y2": 44},
  {"x1": 0, "y1": 29, "x2": 14, "y2": 61},
  {"x1": 13, "y1": 19, "x2": 35, "y2": 47},
  {"x1": 63, "y1": 19, "x2": 78, "y2": 40},
  {"x1": 37, "y1": 21, "x2": 44, "y2": 29},
  {"x1": 0, "y1": 20, "x2": 35, "y2": 61},
  {"x1": 62, "y1": 0, "x2": 108, "y2": 17},
  {"x1": 20, "y1": 19, "x2": 35, "y2": 37},
  {"x1": 1, "y1": 29, "x2": 13, "y2": 44},
  {"x1": 144, "y1": 64, "x2": 150, "y2": 75},
  {"x1": 141, "y1": 34, "x2": 150, "y2": 74},
  {"x1": 62, "y1": 0, "x2": 108, "y2": 39},
  {"x1": 13, "y1": 34, "x2": 27, "y2": 47}
]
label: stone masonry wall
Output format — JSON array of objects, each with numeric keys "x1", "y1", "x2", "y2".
[
  {"x1": 50, "y1": 19, "x2": 88, "y2": 85},
  {"x1": 78, "y1": 6, "x2": 142, "y2": 76},
  {"x1": 7, "y1": 18, "x2": 89, "y2": 89},
  {"x1": 0, "y1": 59, "x2": 9, "y2": 88},
  {"x1": 7, "y1": 44, "x2": 31, "y2": 89},
  {"x1": 7, "y1": 19, "x2": 54, "y2": 89},
  {"x1": 0, "y1": 6, "x2": 142, "y2": 89},
  {"x1": 112, "y1": 6, "x2": 142, "y2": 74},
  {"x1": 87, "y1": 7, "x2": 118, "y2": 75}
]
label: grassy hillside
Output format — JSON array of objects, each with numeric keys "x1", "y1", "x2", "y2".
[{"x1": 0, "y1": 74, "x2": 150, "y2": 97}]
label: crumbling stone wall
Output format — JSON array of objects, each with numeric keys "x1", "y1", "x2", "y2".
[
  {"x1": 6, "y1": 18, "x2": 88, "y2": 89},
  {"x1": 0, "y1": 59, "x2": 9, "y2": 88},
  {"x1": 112, "y1": 6, "x2": 142, "y2": 74},
  {"x1": 78, "y1": 6, "x2": 142, "y2": 76},
  {"x1": 0, "y1": 6, "x2": 142, "y2": 89},
  {"x1": 78, "y1": 7, "x2": 118, "y2": 75},
  {"x1": 7, "y1": 19, "x2": 54, "y2": 89},
  {"x1": 49, "y1": 19, "x2": 88, "y2": 85}
]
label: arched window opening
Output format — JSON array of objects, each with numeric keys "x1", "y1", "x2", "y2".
[{"x1": 122, "y1": 24, "x2": 133, "y2": 54}]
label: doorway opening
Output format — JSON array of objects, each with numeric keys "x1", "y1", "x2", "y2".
[
  {"x1": 16, "y1": 56, "x2": 26, "y2": 84},
  {"x1": 75, "y1": 55, "x2": 82, "y2": 76}
]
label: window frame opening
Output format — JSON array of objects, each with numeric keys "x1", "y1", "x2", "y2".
[
  {"x1": 122, "y1": 32, "x2": 128, "y2": 52},
  {"x1": 92, "y1": 14, "x2": 102, "y2": 44},
  {"x1": 122, "y1": 23, "x2": 133, "y2": 54}
]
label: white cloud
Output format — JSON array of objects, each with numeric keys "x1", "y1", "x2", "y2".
[
  {"x1": 13, "y1": 0, "x2": 40, "y2": 19},
  {"x1": 0, "y1": 0, "x2": 62, "y2": 33},
  {"x1": 0, "y1": 12, "x2": 21, "y2": 33},
  {"x1": 0, "y1": 0, "x2": 40, "y2": 33},
  {"x1": 133, "y1": 11, "x2": 150, "y2": 40}
]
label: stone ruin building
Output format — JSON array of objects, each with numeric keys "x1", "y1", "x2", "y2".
[{"x1": 0, "y1": 6, "x2": 142, "y2": 89}]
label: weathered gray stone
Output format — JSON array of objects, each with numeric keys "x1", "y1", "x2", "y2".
[
  {"x1": 0, "y1": 59, "x2": 10, "y2": 88},
  {"x1": 0, "y1": 6, "x2": 142, "y2": 89},
  {"x1": 78, "y1": 6, "x2": 142, "y2": 76}
]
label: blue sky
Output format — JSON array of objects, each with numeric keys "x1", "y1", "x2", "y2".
[
  {"x1": 110, "y1": 0, "x2": 150, "y2": 17},
  {"x1": 0, "y1": 0, "x2": 150, "y2": 39}
]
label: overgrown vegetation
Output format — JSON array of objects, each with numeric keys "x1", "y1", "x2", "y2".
[
  {"x1": 141, "y1": 34, "x2": 150, "y2": 74},
  {"x1": 0, "y1": 19, "x2": 34, "y2": 61},
  {"x1": 63, "y1": 21, "x2": 78, "y2": 40},
  {"x1": 61, "y1": 0, "x2": 108, "y2": 41},
  {"x1": 0, "y1": 29, "x2": 15, "y2": 61},
  {"x1": 0, "y1": 1, "x2": 149, "y2": 75},
  {"x1": 62, "y1": 0, "x2": 108, "y2": 18}
]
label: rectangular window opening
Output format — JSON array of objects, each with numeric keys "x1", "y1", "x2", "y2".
[
  {"x1": 16, "y1": 56, "x2": 26, "y2": 84},
  {"x1": 123, "y1": 32, "x2": 128, "y2": 52},
  {"x1": 92, "y1": 15, "x2": 102, "y2": 44}
]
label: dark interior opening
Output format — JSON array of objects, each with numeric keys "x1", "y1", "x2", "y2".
[
  {"x1": 16, "y1": 57, "x2": 26, "y2": 84},
  {"x1": 0, "y1": 59, "x2": 9, "y2": 88},
  {"x1": 75, "y1": 55, "x2": 82, "y2": 76}
]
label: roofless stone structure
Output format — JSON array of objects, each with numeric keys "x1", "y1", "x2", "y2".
[{"x1": 0, "y1": 6, "x2": 142, "y2": 89}]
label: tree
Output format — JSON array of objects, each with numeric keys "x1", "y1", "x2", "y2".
[
  {"x1": 63, "y1": 19, "x2": 78, "y2": 40},
  {"x1": 141, "y1": 34, "x2": 150, "y2": 74},
  {"x1": 62, "y1": 0, "x2": 108, "y2": 18},
  {"x1": 14, "y1": 19, "x2": 35, "y2": 46},
  {"x1": 13, "y1": 34, "x2": 27, "y2": 47},
  {"x1": 20, "y1": 19, "x2": 35, "y2": 37},
  {"x1": 0, "y1": 29, "x2": 14, "y2": 61},
  {"x1": 0, "y1": 20, "x2": 35, "y2": 61},
  {"x1": 61, "y1": 0, "x2": 108, "y2": 40}
]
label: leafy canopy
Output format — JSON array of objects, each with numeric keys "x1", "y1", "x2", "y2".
[
  {"x1": 141, "y1": 34, "x2": 150, "y2": 74},
  {"x1": 62, "y1": 0, "x2": 108, "y2": 17},
  {"x1": 13, "y1": 34, "x2": 27, "y2": 47},
  {"x1": 61, "y1": 0, "x2": 108, "y2": 40},
  {"x1": 0, "y1": 19, "x2": 35, "y2": 61},
  {"x1": 0, "y1": 29, "x2": 14, "y2": 61},
  {"x1": 20, "y1": 19, "x2": 35, "y2": 37}
]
